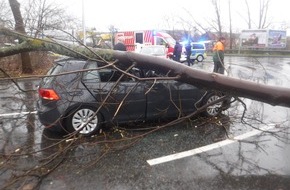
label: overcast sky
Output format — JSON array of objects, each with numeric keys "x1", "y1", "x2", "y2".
[{"x1": 19, "y1": 0, "x2": 290, "y2": 33}]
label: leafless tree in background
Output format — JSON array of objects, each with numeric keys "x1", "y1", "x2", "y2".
[
  {"x1": 211, "y1": 0, "x2": 222, "y2": 36},
  {"x1": 2, "y1": 0, "x2": 79, "y2": 75},
  {"x1": 180, "y1": 9, "x2": 209, "y2": 34},
  {"x1": 244, "y1": 0, "x2": 252, "y2": 29},
  {"x1": 257, "y1": 0, "x2": 271, "y2": 29},
  {"x1": 22, "y1": 0, "x2": 80, "y2": 38},
  {"x1": 0, "y1": 0, "x2": 13, "y2": 28},
  {"x1": 242, "y1": 0, "x2": 271, "y2": 29},
  {"x1": 8, "y1": 0, "x2": 33, "y2": 74}
]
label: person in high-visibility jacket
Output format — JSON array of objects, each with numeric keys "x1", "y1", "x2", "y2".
[{"x1": 212, "y1": 37, "x2": 226, "y2": 74}]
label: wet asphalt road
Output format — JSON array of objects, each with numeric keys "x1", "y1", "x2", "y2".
[{"x1": 0, "y1": 56, "x2": 290, "y2": 190}]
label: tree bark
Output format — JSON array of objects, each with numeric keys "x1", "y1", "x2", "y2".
[
  {"x1": 1, "y1": 27, "x2": 290, "y2": 108},
  {"x1": 8, "y1": 0, "x2": 33, "y2": 74}
]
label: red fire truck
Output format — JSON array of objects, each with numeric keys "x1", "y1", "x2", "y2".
[{"x1": 114, "y1": 30, "x2": 176, "y2": 58}]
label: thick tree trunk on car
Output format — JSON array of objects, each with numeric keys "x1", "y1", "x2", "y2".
[
  {"x1": 8, "y1": 0, "x2": 33, "y2": 74},
  {"x1": 0, "y1": 27, "x2": 290, "y2": 107}
]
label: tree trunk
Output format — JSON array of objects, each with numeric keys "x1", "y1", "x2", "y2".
[{"x1": 8, "y1": 0, "x2": 33, "y2": 74}]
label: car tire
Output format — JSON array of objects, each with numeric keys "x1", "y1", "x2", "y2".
[
  {"x1": 65, "y1": 106, "x2": 102, "y2": 136},
  {"x1": 201, "y1": 92, "x2": 223, "y2": 117},
  {"x1": 196, "y1": 55, "x2": 204, "y2": 62}
]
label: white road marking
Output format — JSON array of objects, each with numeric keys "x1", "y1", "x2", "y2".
[
  {"x1": 0, "y1": 111, "x2": 37, "y2": 117},
  {"x1": 147, "y1": 124, "x2": 276, "y2": 166}
]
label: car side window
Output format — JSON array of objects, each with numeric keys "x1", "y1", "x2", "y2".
[
  {"x1": 192, "y1": 44, "x2": 204, "y2": 49},
  {"x1": 99, "y1": 69, "x2": 114, "y2": 82},
  {"x1": 82, "y1": 62, "x2": 100, "y2": 82},
  {"x1": 83, "y1": 62, "x2": 144, "y2": 82},
  {"x1": 143, "y1": 69, "x2": 165, "y2": 78},
  {"x1": 99, "y1": 69, "x2": 137, "y2": 82},
  {"x1": 130, "y1": 67, "x2": 143, "y2": 78}
]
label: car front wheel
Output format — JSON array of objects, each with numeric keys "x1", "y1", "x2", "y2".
[
  {"x1": 65, "y1": 106, "x2": 102, "y2": 136},
  {"x1": 201, "y1": 92, "x2": 223, "y2": 117}
]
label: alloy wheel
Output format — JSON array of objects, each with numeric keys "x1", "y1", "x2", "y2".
[
  {"x1": 205, "y1": 95, "x2": 223, "y2": 116},
  {"x1": 71, "y1": 108, "x2": 99, "y2": 134}
]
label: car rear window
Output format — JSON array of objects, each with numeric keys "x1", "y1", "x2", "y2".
[
  {"x1": 41, "y1": 59, "x2": 86, "y2": 87},
  {"x1": 41, "y1": 64, "x2": 63, "y2": 86}
]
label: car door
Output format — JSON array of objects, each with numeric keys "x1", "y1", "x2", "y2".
[
  {"x1": 174, "y1": 82, "x2": 205, "y2": 115},
  {"x1": 82, "y1": 62, "x2": 147, "y2": 122},
  {"x1": 144, "y1": 70, "x2": 205, "y2": 119},
  {"x1": 146, "y1": 79, "x2": 180, "y2": 119}
]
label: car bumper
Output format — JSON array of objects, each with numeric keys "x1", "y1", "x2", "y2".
[{"x1": 36, "y1": 100, "x2": 64, "y2": 133}]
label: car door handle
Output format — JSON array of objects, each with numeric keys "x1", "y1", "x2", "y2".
[
  {"x1": 93, "y1": 88, "x2": 118, "y2": 93},
  {"x1": 93, "y1": 89, "x2": 108, "y2": 93},
  {"x1": 68, "y1": 91, "x2": 83, "y2": 96}
]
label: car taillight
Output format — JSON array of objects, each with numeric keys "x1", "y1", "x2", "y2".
[{"x1": 38, "y1": 88, "x2": 60, "y2": 100}]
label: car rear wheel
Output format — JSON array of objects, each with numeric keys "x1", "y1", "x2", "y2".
[
  {"x1": 65, "y1": 106, "x2": 102, "y2": 136},
  {"x1": 201, "y1": 92, "x2": 223, "y2": 117},
  {"x1": 196, "y1": 55, "x2": 204, "y2": 62}
]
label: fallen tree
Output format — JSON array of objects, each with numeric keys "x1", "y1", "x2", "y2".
[
  {"x1": 1, "y1": 27, "x2": 289, "y2": 190},
  {"x1": 1, "y1": 27, "x2": 290, "y2": 107}
]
